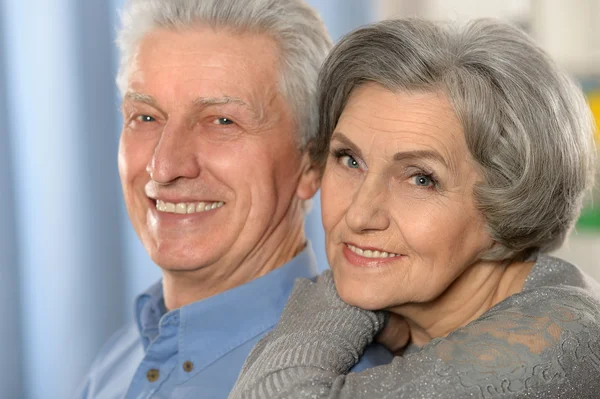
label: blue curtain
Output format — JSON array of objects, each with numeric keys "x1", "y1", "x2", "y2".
[{"x1": 0, "y1": 1, "x2": 375, "y2": 397}]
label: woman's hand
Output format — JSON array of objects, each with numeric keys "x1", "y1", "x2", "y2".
[{"x1": 376, "y1": 313, "x2": 410, "y2": 355}]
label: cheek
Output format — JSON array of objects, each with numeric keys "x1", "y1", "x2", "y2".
[
  {"x1": 393, "y1": 198, "x2": 490, "y2": 262},
  {"x1": 118, "y1": 132, "x2": 155, "y2": 184},
  {"x1": 320, "y1": 169, "x2": 353, "y2": 234}
]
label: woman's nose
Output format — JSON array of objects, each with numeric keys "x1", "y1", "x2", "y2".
[{"x1": 344, "y1": 174, "x2": 390, "y2": 233}]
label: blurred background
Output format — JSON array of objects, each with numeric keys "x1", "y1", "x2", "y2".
[{"x1": 0, "y1": 0, "x2": 598, "y2": 397}]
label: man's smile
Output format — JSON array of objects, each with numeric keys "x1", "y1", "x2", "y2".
[{"x1": 155, "y1": 199, "x2": 225, "y2": 214}]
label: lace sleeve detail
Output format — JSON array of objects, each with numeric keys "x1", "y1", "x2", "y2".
[
  {"x1": 228, "y1": 272, "x2": 600, "y2": 399},
  {"x1": 425, "y1": 291, "x2": 600, "y2": 397}
]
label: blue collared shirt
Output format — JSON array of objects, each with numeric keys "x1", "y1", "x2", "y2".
[{"x1": 75, "y1": 245, "x2": 393, "y2": 398}]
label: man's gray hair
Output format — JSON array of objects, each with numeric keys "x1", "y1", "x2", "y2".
[
  {"x1": 315, "y1": 18, "x2": 597, "y2": 262},
  {"x1": 116, "y1": 0, "x2": 332, "y2": 146}
]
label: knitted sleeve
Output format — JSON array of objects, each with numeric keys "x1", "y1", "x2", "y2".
[{"x1": 229, "y1": 270, "x2": 600, "y2": 399}]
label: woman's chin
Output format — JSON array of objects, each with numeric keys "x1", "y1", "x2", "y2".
[{"x1": 335, "y1": 281, "x2": 390, "y2": 311}]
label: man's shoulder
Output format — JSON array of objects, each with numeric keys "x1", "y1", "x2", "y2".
[
  {"x1": 85, "y1": 322, "x2": 142, "y2": 382},
  {"x1": 74, "y1": 322, "x2": 143, "y2": 398}
]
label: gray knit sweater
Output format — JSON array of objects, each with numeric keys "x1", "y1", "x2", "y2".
[{"x1": 229, "y1": 255, "x2": 600, "y2": 398}]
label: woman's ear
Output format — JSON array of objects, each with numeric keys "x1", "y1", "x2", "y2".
[{"x1": 296, "y1": 149, "x2": 321, "y2": 200}]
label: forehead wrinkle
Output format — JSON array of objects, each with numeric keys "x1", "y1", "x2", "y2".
[
  {"x1": 344, "y1": 118, "x2": 460, "y2": 177},
  {"x1": 339, "y1": 88, "x2": 467, "y2": 177},
  {"x1": 192, "y1": 96, "x2": 247, "y2": 106}
]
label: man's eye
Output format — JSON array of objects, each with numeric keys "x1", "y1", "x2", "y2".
[
  {"x1": 213, "y1": 117, "x2": 234, "y2": 125},
  {"x1": 136, "y1": 115, "x2": 155, "y2": 123},
  {"x1": 340, "y1": 155, "x2": 360, "y2": 169}
]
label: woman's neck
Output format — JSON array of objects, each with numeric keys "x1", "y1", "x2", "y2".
[{"x1": 393, "y1": 259, "x2": 535, "y2": 347}]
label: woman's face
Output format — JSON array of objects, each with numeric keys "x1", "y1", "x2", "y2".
[{"x1": 321, "y1": 84, "x2": 494, "y2": 310}]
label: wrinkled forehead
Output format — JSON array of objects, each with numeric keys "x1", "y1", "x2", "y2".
[
  {"x1": 125, "y1": 26, "x2": 287, "y2": 112},
  {"x1": 338, "y1": 84, "x2": 467, "y2": 162}
]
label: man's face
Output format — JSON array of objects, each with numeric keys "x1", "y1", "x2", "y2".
[{"x1": 119, "y1": 27, "x2": 317, "y2": 278}]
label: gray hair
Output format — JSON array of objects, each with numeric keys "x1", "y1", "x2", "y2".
[
  {"x1": 315, "y1": 18, "x2": 597, "y2": 262},
  {"x1": 116, "y1": 0, "x2": 332, "y2": 146}
]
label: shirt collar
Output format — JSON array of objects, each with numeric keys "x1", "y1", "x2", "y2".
[
  {"x1": 135, "y1": 278, "x2": 166, "y2": 348},
  {"x1": 134, "y1": 242, "x2": 319, "y2": 368}
]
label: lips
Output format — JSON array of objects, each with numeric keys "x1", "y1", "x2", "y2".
[
  {"x1": 346, "y1": 243, "x2": 400, "y2": 258},
  {"x1": 342, "y1": 243, "x2": 404, "y2": 268}
]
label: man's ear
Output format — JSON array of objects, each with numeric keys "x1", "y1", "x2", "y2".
[{"x1": 296, "y1": 150, "x2": 321, "y2": 200}]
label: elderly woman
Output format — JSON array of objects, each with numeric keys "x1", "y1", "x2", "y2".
[{"x1": 229, "y1": 18, "x2": 600, "y2": 399}]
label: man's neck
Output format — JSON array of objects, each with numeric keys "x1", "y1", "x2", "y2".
[
  {"x1": 394, "y1": 258, "x2": 535, "y2": 347},
  {"x1": 161, "y1": 209, "x2": 307, "y2": 311}
]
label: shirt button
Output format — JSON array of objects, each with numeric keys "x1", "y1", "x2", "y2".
[
  {"x1": 146, "y1": 369, "x2": 160, "y2": 382},
  {"x1": 183, "y1": 361, "x2": 194, "y2": 373}
]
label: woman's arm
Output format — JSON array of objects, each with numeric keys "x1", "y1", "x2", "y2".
[{"x1": 229, "y1": 271, "x2": 600, "y2": 399}]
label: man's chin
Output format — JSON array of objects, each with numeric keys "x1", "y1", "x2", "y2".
[
  {"x1": 144, "y1": 237, "x2": 223, "y2": 272},
  {"x1": 152, "y1": 256, "x2": 214, "y2": 274},
  {"x1": 149, "y1": 248, "x2": 219, "y2": 274}
]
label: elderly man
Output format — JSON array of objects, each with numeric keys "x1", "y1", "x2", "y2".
[{"x1": 75, "y1": 0, "x2": 392, "y2": 398}]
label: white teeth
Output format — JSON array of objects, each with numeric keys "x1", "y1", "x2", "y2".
[
  {"x1": 155, "y1": 200, "x2": 225, "y2": 214},
  {"x1": 347, "y1": 244, "x2": 399, "y2": 258}
]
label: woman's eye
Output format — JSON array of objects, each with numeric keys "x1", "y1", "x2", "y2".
[
  {"x1": 213, "y1": 117, "x2": 234, "y2": 125},
  {"x1": 412, "y1": 174, "x2": 434, "y2": 187},
  {"x1": 340, "y1": 155, "x2": 360, "y2": 169},
  {"x1": 136, "y1": 115, "x2": 155, "y2": 123}
]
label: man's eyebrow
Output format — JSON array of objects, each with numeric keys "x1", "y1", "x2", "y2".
[
  {"x1": 193, "y1": 96, "x2": 263, "y2": 120},
  {"x1": 123, "y1": 92, "x2": 156, "y2": 105},
  {"x1": 123, "y1": 93, "x2": 250, "y2": 108},
  {"x1": 123, "y1": 93, "x2": 263, "y2": 121}
]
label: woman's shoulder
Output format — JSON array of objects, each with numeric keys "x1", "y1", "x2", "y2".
[
  {"x1": 413, "y1": 256, "x2": 600, "y2": 396},
  {"x1": 472, "y1": 254, "x2": 600, "y2": 349},
  {"x1": 492, "y1": 254, "x2": 600, "y2": 326},
  {"x1": 522, "y1": 254, "x2": 600, "y2": 295}
]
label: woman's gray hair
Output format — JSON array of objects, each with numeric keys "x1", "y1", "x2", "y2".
[
  {"x1": 116, "y1": 0, "x2": 332, "y2": 146},
  {"x1": 315, "y1": 18, "x2": 597, "y2": 262}
]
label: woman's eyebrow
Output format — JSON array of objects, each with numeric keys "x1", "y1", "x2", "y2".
[
  {"x1": 393, "y1": 150, "x2": 450, "y2": 170},
  {"x1": 330, "y1": 132, "x2": 364, "y2": 160},
  {"x1": 332, "y1": 131, "x2": 454, "y2": 172}
]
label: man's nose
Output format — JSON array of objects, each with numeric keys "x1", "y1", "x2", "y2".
[
  {"x1": 146, "y1": 120, "x2": 200, "y2": 184},
  {"x1": 344, "y1": 173, "x2": 390, "y2": 233}
]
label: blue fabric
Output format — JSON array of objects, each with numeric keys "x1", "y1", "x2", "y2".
[{"x1": 76, "y1": 245, "x2": 392, "y2": 398}]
